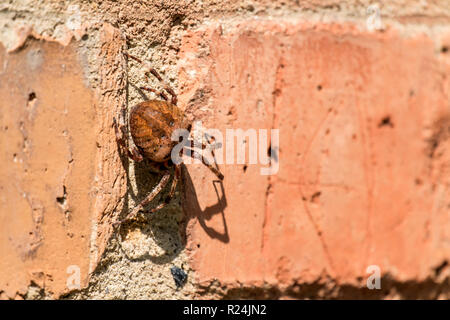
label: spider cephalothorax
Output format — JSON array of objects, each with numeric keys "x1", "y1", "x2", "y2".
[{"x1": 113, "y1": 53, "x2": 223, "y2": 226}]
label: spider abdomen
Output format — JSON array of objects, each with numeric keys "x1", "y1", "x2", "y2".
[{"x1": 130, "y1": 100, "x2": 185, "y2": 162}]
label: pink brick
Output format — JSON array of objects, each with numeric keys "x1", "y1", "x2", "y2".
[{"x1": 179, "y1": 21, "x2": 450, "y2": 288}]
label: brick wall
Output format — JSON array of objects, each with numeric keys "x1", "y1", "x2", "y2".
[{"x1": 0, "y1": 1, "x2": 449, "y2": 299}]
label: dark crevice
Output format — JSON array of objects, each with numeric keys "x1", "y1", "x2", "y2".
[
  {"x1": 267, "y1": 144, "x2": 278, "y2": 163},
  {"x1": 378, "y1": 116, "x2": 394, "y2": 128},
  {"x1": 28, "y1": 92, "x2": 36, "y2": 101},
  {"x1": 434, "y1": 260, "x2": 448, "y2": 277},
  {"x1": 56, "y1": 185, "x2": 67, "y2": 206},
  {"x1": 427, "y1": 115, "x2": 450, "y2": 158},
  {"x1": 171, "y1": 14, "x2": 185, "y2": 27},
  {"x1": 310, "y1": 191, "x2": 321, "y2": 203},
  {"x1": 198, "y1": 274, "x2": 450, "y2": 300}
]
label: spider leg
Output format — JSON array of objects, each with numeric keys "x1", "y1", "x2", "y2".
[
  {"x1": 186, "y1": 149, "x2": 224, "y2": 180},
  {"x1": 184, "y1": 126, "x2": 224, "y2": 179},
  {"x1": 148, "y1": 68, "x2": 178, "y2": 106},
  {"x1": 123, "y1": 52, "x2": 144, "y2": 64},
  {"x1": 113, "y1": 117, "x2": 144, "y2": 162},
  {"x1": 187, "y1": 127, "x2": 222, "y2": 156},
  {"x1": 113, "y1": 171, "x2": 171, "y2": 226},
  {"x1": 123, "y1": 52, "x2": 177, "y2": 106},
  {"x1": 200, "y1": 135, "x2": 222, "y2": 163},
  {"x1": 140, "y1": 86, "x2": 169, "y2": 101},
  {"x1": 143, "y1": 164, "x2": 181, "y2": 214},
  {"x1": 191, "y1": 139, "x2": 222, "y2": 153},
  {"x1": 187, "y1": 130, "x2": 223, "y2": 175}
]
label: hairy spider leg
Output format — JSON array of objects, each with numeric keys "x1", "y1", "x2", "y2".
[{"x1": 124, "y1": 52, "x2": 177, "y2": 106}]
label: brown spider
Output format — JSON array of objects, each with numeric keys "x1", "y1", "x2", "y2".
[{"x1": 113, "y1": 53, "x2": 224, "y2": 226}]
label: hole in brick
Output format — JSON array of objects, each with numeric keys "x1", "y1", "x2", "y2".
[
  {"x1": 441, "y1": 46, "x2": 448, "y2": 53},
  {"x1": 267, "y1": 144, "x2": 278, "y2": 162},
  {"x1": 28, "y1": 92, "x2": 36, "y2": 101},
  {"x1": 378, "y1": 116, "x2": 394, "y2": 128},
  {"x1": 427, "y1": 115, "x2": 450, "y2": 158},
  {"x1": 317, "y1": 85, "x2": 322, "y2": 91},
  {"x1": 81, "y1": 34, "x2": 89, "y2": 41},
  {"x1": 22, "y1": 137, "x2": 30, "y2": 152},
  {"x1": 243, "y1": 164, "x2": 248, "y2": 172},
  {"x1": 310, "y1": 191, "x2": 321, "y2": 203},
  {"x1": 56, "y1": 185, "x2": 67, "y2": 207},
  {"x1": 430, "y1": 141, "x2": 438, "y2": 157},
  {"x1": 172, "y1": 14, "x2": 185, "y2": 27}
]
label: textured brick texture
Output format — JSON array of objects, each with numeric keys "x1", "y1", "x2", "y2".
[
  {"x1": 180, "y1": 21, "x2": 450, "y2": 292},
  {"x1": 0, "y1": 1, "x2": 449, "y2": 299},
  {"x1": 0, "y1": 24, "x2": 127, "y2": 299},
  {"x1": 0, "y1": 39, "x2": 95, "y2": 298}
]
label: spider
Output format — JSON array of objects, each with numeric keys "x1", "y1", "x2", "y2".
[{"x1": 113, "y1": 53, "x2": 224, "y2": 226}]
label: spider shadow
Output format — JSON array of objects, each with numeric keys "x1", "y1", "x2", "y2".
[
  {"x1": 113, "y1": 84, "x2": 229, "y2": 265},
  {"x1": 113, "y1": 84, "x2": 186, "y2": 265},
  {"x1": 116, "y1": 160, "x2": 229, "y2": 265},
  {"x1": 113, "y1": 158, "x2": 183, "y2": 265},
  {"x1": 180, "y1": 164, "x2": 229, "y2": 244}
]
